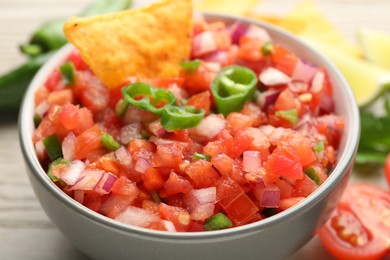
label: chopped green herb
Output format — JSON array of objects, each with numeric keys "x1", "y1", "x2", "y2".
[
  {"x1": 313, "y1": 140, "x2": 325, "y2": 153},
  {"x1": 204, "y1": 213, "x2": 233, "y2": 231},
  {"x1": 59, "y1": 61, "x2": 75, "y2": 86},
  {"x1": 275, "y1": 109, "x2": 298, "y2": 125},
  {"x1": 43, "y1": 134, "x2": 63, "y2": 161},
  {"x1": 101, "y1": 133, "x2": 120, "y2": 151},
  {"x1": 192, "y1": 152, "x2": 211, "y2": 162}
]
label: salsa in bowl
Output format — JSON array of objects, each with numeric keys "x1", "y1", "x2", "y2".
[{"x1": 19, "y1": 4, "x2": 359, "y2": 260}]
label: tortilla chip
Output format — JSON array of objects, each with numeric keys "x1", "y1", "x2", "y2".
[{"x1": 64, "y1": 0, "x2": 192, "y2": 88}]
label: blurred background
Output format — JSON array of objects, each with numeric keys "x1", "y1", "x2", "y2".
[{"x1": 0, "y1": 0, "x2": 389, "y2": 259}]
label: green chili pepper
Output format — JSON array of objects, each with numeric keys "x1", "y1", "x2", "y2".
[
  {"x1": 275, "y1": 109, "x2": 298, "y2": 125},
  {"x1": 304, "y1": 167, "x2": 321, "y2": 185},
  {"x1": 204, "y1": 213, "x2": 233, "y2": 231},
  {"x1": 211, "y1": 65, "x2": 258, "y2": 116},
  {"x1": 161, "y1": 106, "x2": 205, "y2": 131},
  {"x1": 0, "y1": 0, "x2": 132, "y2": 112},
  {"x1": 47, "y1": 158, "x2": 69, "y2": 184},
  {"x1": 122, "y1": 82, "x2": 176, "y2": 115},
  {"x1": 43, "y1": 134, "x2": 63, "y2": 162},
  {"x1": 101, "y1": 133, "x2": 120, "y2": 151},
  {"x1": 180, "y1": 59, "x2": 202, "y2": 72},
  {"x1": 313, "y1": 140, "x2": 325, "y2": 153},
  {"x1": 192, "y1": 152, "x2": 211, "y2": 162},
  {"x1": 262, "y1": 41, "x2": 274, "y2": 56},
  {"x1": 59, "y1": 62, "x2": 75, "y2": 86}
]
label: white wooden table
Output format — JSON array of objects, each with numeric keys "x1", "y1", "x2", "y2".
[{"x1": 0, "y1": 0, "x2": 389, "y2": 259}]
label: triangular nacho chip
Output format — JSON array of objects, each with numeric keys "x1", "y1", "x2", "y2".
[{"x1": 64, "y1": 0, "x2": 192, "y2": 88}]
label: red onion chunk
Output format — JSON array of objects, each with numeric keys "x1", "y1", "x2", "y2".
[
  {"x1": 115, "y1": 146, "x2": 132, "y2": 168},
  {"x1": 162, "y1": 220, "x2": 177, "y2": 232},
  {"x1": 62, "y1": 132, "x2": 76, "y2": 161},
  {"x1": 95, "y1": 172, "x2": 117, "y2": 194},
  {"x1": 245, "y1": 25, "x2": 271, "y2": 42},
  {"x1": 186, "y1": 187, "x2": 216, "y2": 221},
  {"x1": 191, "y1": 114, "x2": 225, "y2": 140},
  {"x1": 311, "y1": 71, "x2": 325, "y2": 93},
  {"x1": 119, "y1": 123, "x2": 142, "y2": 145},
  {"x1": 202, "y1": 50, "x2": 229, "y2": 64},
  {"x1": 291, "y1": 60, "x2": 317, "y2": 83},
  {"x1": 134, "y1": 158, "x2": 152, "y2": 174},
  {"x1": 259, "y1": 67, "x2": 291, "y2": 86},
  {"x1": 243, "y1": 151, "x2": 262, "y2": 173},
  {"x1": 229, "y1": 21, "x2": 247, "y2": 44},
  {"x1": 35, "y1": 140, "x2": 46, "y2": 161},
  {"x1": 35, "y1": 100, "x2": 50, "y2": 118},
  {"x1": 254, "y1": 186, "x2": 280, "y2": 208},
  {"x1": 288, "y1": 81, "x2": 308, "y2": 93},
  {"x1": 61, "y1": 160, "x2": 85, "y2": 185},
  {"x1": 69, "y1": 169, "x2": 105, "y2": 191},
  {"x1": 115, "y1": 206, "x2": 164, "y2": 229},
  {"x1": 192, "y1": 31, "x2": 218, "y2": 57},
  {"x1": 257, "y1": 89, "x2": 281, "y2": 108}
]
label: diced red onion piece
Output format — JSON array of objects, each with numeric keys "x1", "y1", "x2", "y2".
[
  {"x1": 243, "y1": 151, "x2": 262, "y2": 173},
  {"x1": 311, "y1": 71, "x2": 325, "y2": 93},
  {"x1": 95, "y1": 172, "x2": 117, "y2": 194},
  {"x1": 119, "y1": 123, "x2": 142, "y2": 145},
  {"x1": 61, "y1": 160, "x2": 85, "y2": 185},
  {"x1": 192, "y1": 187, "x2": 216, "y2": 205},
  {"x1": 192, "y1": 31, "x2": 218, "y2": 57},
  {"x1": 257, "y1": 89, "x2": 281, "y2": 108},
  {"x1": 288, "y1": 81, "x2": 308, "y2": 93},
  {"x1": 62, "y1": 132, "x2": 76, "y2": 161},
  {"x1": 245, "y1": 25, "x2": 271, "y2": 42},
  {"x1": 259, "y1": 67, "x2": 291, "y2": 86},
  {"x1": 134, "y1": 158, "x2": 152, "y2": 174},
  {"x1": 35, "y1": 100, "x2": 50, "y2": 118},
  {"x1": 259, "y1": 125, "x2": 275, "y2": 137},
  {"x1": 162, "y1": 220, "x2": 177, "y2": 232},
  {"x1": 320, "y1": 94, "x2": 335, "y2": 113},
  {"x1": 115, "y1": 146, "x2": 132, "y2": 168},
  {"x1": 260, "y1": 186, "x2": 280, "y2": 208},
  {"x1": 267, "y1": 127, "x2": 293, "y2": 146},
  {"x1": 192, "y1": 114, "x2": 225, "y2": 140},
  {"x1": 291, "y1": 60, "x2": 317, "y2": 83},
  {"x1": 202, "y1": 50, "x2": 228, "y2": 64},
  {"x1": 35, "y1": 140, "x2": 46, "y2": 160},
  {"x1": 229, "y1": 21, "x2": 248, "y2": 44},
  {"x1": 203, "y1": 61, "x2": 221, "y2": 72},
  {"x1": 115, "y1": 206, "x2": 163, "y2": 229},
  {"x1": 186, "y1": 187, "x2": 216, "y2": 221},
  {"x1": 69, "y1": 169, "x2": 104, "y2": 191}
]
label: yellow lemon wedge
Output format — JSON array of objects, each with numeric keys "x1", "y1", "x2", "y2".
[
  {"x1": 357, "y1": 27, "x2": 390, "y2": 71},
  {"x1": 196, "y1": 0, "x2": 259, "y2": 15},
  {"x1": 302, "y1": 36, "x2": 390, "y2": 107}
]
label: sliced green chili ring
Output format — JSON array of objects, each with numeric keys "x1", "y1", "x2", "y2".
[
  {"x1": 313, "y1": 140, "x2": 325, "y2": 153},
  {"x1": 161, "y1": 106, "x2": 205, "y2": 131},
  {"x1": 47, "y1": 158, "x2": 69, "y2": 185},
  {"x1": 43, "y1": 134, "x2": 63, "y2": 161},
  {"x1": 211, "y1": 65, "x2": 258, "y2": 116},
  {"x1": 59, "y1": 61, "x2": 75, "y2": 86},
  {"x1": 101, "y1": 133, "x2": 120, "y2": 151},
  {"x1": 115, "y1": 99, "x2": 129, "y2": 118},
  {"x1": 204, "y1": 213, "x2": 233, "y2": 231},
  {"x1": 262, "y1": 41, "x2": 274, "y2": 56},
  {"x1": 192, "y1": 152, "x2": 211, "y2": 162},
  {"x1": 180, "y1": 59, "x2": 201, "y2": 72},
  {"x1": 122, "y1": 82, "x2": 176, "y2": 115},
  {"x1": 275, "y1": 109, "x2": 298, "y2": 125},
  {"x1": 304, "y1": 167, "x2": 321, "y2": 185}
]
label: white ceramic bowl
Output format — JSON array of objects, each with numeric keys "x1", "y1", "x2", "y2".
[{"x1": 19, "y1": 13, "x2": 360, "y2": 260}]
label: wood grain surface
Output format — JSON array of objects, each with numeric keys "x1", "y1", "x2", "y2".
[{"x1": 0, "y1": 0, "x2": 389, "y2": 259}]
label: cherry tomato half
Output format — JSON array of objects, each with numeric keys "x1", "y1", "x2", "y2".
[{"x1": 318, "y1": 183, "x2": 390, "y2": 260}]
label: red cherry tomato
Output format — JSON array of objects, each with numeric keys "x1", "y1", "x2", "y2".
[
  {"x1": 318, "y1": 183, "x2": 390, "y2": 260},
  {"x1": 385, "y1": 153, "x2": 390, "y2": 188}
]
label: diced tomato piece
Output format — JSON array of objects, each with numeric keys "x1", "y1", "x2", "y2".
[
  {"x1": 238, "y1": 36, "x2": 265, "y2": 62},
  {"x1": 292, "y1": 174, "x2": 319, "y2": 197},
  {"x1": 159, "y1": 203, "x2": 191, "y2": 231},
  {"x1": 164, "y1": 171, "x2": 192, "y2": 196},
  {"x1": 279, "y1": 197, "x2": 305, "y2": 211},
  {"x1": 32, "y1": 117, "x2": 55, "y2": 143},
  {"x1": 83, "y1": 191, "x2": 103, "y2": 212},
  {"x1": 96, "y1": 156, "x2": 120, "y2": 175},
  {"x1": 226, "y1": 112, "x2": 254, "y2": 135},
  {"x1": 266, "y1": 145, "x2": 304, "y2": 181},
  {"x1": 215, "y1": 176, "x2": 244, "y2": 208},
  {"x1": 145, "y1": 77, "x2": 184, "y2": 89},
  {"x1": 185, "y1": 160, "x2": 220, "y2": 188},
  {"x1": 59, "y1": 104, "x2": 79, "y2": 130},
  {"x1": 34, "y1": 86, "x2": 49, "y2": 106},
  {"x1": 234, "y1": 127, "x2": 271, "y2": 157},
  {"x1": 240, "y1": 102, "x2": 266, "y2": 127},
  {"x1": 152, "y1": 143, "x2": 183, "y2": 170},
  {"x1": 74, "y1": 124, "x2": 103, "y2": 160},
  {"x1": 278, "y1": 134, "x2": 317, "y2": 167},
  {"x1": 143, "y1": 168, "x2": 165, "y2": 191},
  {"x1": 271, "y1": 45, "x2": 299, "y2": 76},
  {"x1": 142, "y1": 199, "x2": 159, "y2": 213},
  {"x1": 47, "y1": 89, "x2": 73, "y2": 106},
  {"x1": 186, "y1": 91, "x2": 211, "y2": 115},
  {"x1": 182, "y1": 62, "x2": 216, "y2": 94},
  {"x1": 73, "y1": 107, "x2": 94, "y2": 136},
  {"x1": 202, "y1": 129, "x2": 235, "y2": 158},
  {"x1": 67, "y1": 49, "x2": 89, "y2": 71},
  {"x1": 127, "y1": 139, "x2": 156, "y2": 161},
  {"x1": 211, "y1": 153, "x2": 234, "y2": 176},
  {"x1": 44, "y1": 68, "x2": 63, "y2": 91},
  {"x1": 274, "y1": 89, "x2": 300, "y2": 111}
]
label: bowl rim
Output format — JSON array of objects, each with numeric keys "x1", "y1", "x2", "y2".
[{"x1": 18, "y1": 12, "x2": 360, "y2": 240}]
